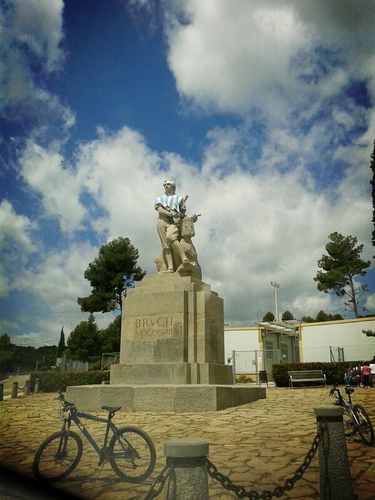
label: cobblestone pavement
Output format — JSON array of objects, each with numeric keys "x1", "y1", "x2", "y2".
[{"x1": 1, "y1": 386, "x2": 375, "y2": 499}]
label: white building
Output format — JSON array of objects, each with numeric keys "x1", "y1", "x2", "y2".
[{"x1": 225, "y1": 316, "x2": 375, "y2": 378}]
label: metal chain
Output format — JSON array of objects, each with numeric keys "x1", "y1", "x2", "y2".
[
  {"x1": 207, "y1": 423, "x2": 322, "y2": 499},
  {"x1": 144, "y1": 463, "x2": 174, "y2": 500}
]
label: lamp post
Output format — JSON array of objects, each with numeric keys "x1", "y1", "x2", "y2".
[{"x1": 270, "y1": 281, "x2": 280, "y2": 321}]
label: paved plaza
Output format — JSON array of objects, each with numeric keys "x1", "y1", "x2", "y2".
[{"x1": 0, "y1": 386, "x2": 374, "y2": 499}]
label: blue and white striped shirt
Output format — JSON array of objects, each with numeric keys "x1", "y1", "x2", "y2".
[{"x1": 154, "y1": 194, "x2": 183, "y2": 212}]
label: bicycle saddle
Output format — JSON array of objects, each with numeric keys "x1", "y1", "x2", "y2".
[
  {"x1": 345, "y1": 387, "x2": 354, "y2": 394},
  {"x1": 102, "y1": 405, "x2": 121, "y2": 413}
]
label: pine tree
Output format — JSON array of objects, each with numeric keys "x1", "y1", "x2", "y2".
[
  {"x1": 67, "y1": 314, "x2": 101, "y2": 361},
  {"x1": 314, "y1": 232, "x2": 370, "y2": 317},
  {"x1": 78, "y1": 237, "x2": 145, "y2": 314},
  {"x1": 262, "y1": 311, "x2": 275, "y2": 322},
  {"x1": 281, "y1": 310, "x2": 294, "y2": 321},
  {"x1": 57, "y1": 326, "x2": 66, "y2": 357}
]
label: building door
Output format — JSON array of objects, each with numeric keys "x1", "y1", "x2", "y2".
[
  {"x1": 280, "y1": 337, "x2": 299, "y2": 363},
  {"x1": 263, "y1": 334, "x2": 280, "y2": 374}
]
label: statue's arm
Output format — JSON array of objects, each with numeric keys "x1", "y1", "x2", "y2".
[{"x1": 155, "y1": 204, "x2": 172, "y2": 217}]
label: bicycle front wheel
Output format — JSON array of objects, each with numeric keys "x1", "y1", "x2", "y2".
[
  {"x1": 32, "y1": 430, "x2": 83, "y2": 482},
  {"x1": 353, "y1": 405, "x2": 374, "y2": 446},
  {"x1": 109, "y1": 426, "x2": 156, "y2": 483}
]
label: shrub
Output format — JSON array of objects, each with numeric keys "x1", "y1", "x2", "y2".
[
  {"x1": 30, "y1": 370, "x2": 110, "y2": 392},
  {"x1": 272, "y1": 361, "x2": 363, "y2": 387},
  {"x1": 236, "y1": 374, "x2": 254, "y2": 383}
]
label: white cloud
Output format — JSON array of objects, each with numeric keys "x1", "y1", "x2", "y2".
[
  {"x1": 50, "y1": 125, "x2": 375, "y2": 320},
  {"x1": 0, "y1": 200, "x2": 37, "y2": 252},
  {"x1": 13, "y1": 242, "x2": 100, "y2": 336},
  {"x1": 7, "y1": 116, "x2": 374, "y2": 344},
  {"x1": 365, "y1": 294, "x2": 375, "y2": 314},
  {"x1": 11, "y1": 0, "x2": 64, "y2": 71},
  {"x1": 164, "y1": 0, "x2": 375, "y2": 115},
  {"x1": 165, "y1": 0, "x2": 305, "y2": 115},
  {"x1": 0, "y1": 0, "x2": 64, "y2": 108},
  {"x1": 75, "y1": 126, "x2": 163, "y2": 249},
  {"x1": 4, "y1": 0, "x2": 374, "y2": 344},
  {"x1": 0, "y1": 200, "x2": 37, "y2": 298},
  {"x1": 20, "y1": 141, "x2": 86, "y2": 233}
]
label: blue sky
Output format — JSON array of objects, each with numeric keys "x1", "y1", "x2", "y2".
[{"x1": 1, "y1": 0, "x2": 374, "y2": 347}]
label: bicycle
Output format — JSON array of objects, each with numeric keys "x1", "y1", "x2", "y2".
[
  {"x1": 329, "y1": 384, "x2": 374, "y2": 446},
  {"x1": 32, "y1": 391, "x2": 156, "y2": 483}
]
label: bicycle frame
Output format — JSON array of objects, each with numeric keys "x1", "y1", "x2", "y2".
[
  {"x1": 331, "y1": 386, "x2": 361, "y2": 427},
  {"x1": 62, "y1": 406, "x2": 119, "y2": 465},
  {"x1": 33, "y1": 392, "x2": 156, "y2": 484}
]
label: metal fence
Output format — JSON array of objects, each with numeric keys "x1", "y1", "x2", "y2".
[
  {"x1": 57, "y1": 355, "x2": 89, "y2": 372},
  {"x1": 330, "y1": 346, "x2": 345, "y2": 362},
  {"x1": 230, "y1": 345, "x2": 375, "y2": 379},
  {"x1": 228, "y1": 350, "x2": 279, "y2": 384},
  {"x1": 302, "y1": 344, "x2": 374, "y2": 363}
]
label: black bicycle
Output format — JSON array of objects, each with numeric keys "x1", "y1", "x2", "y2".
[
  {"x1": 32, "y1": 391, "x2": 156, "y2": 483},
  {"x1": 330, "y1": 384, "x2": 374, "y2": 446}
]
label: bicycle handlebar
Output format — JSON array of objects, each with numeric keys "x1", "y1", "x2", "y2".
[
  {"x1": 329, "y1": 384, "x2": 338, "y2": 396},
  {"x1": 56, "y1": 391, "x2": 76, "y2": 410},
  {"x1": 329, "y1": 384, "x2": 354, "y2": 400}
]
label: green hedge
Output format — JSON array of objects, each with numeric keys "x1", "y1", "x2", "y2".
[
  {"x1": 30, "y1": 370, "x2": 110, "y2": 392},
  {"x1": 271, "y1": 361, "x2": 363, "y2": 387}
]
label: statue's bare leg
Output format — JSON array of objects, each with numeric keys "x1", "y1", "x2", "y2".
[{"x1": 163, "y1": 248, "x2": 174, "y2": 272}]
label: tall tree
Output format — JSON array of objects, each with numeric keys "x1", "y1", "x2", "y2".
[
  {"x1": 281, "y1": 310, "x2": 294, "y2": 321},
  {"x1": 78, "y1": 237, "x2": 145, "y2": 314},
  {"x1": 370, "y1": 140, "x2": 375, "y2": 246},
  {"x1": 315, "y1": 310, "x2": 329, "y2": 322},
  {"x1": 57, "y1": 326, "x2": 66, "y2": 357},
  {"x1": 314, "y1": 232, "x2": 370, "y2": 317},
  {"x1": 0, "y1": 334, "x2": 14, "y2": 375},
  {"x1": 315, "y1": 310, "x2": 343, "y2": 322},
  {"x1": 301, "y1": 315, "x2": 315, "y2": 323},
  {"x1": 99, "y1": 316, "x2": 121, "y2": 353},
  {"x1": 262, "y1": 311, "x2": 275, "y2": 322},
  {"x1": 67, "y1": 314, "x2": 101, "y2": 361}
]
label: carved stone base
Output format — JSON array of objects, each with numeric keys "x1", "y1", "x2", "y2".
[
  {"x1": 65, "y1": 384, "x2": 266, "y2": 412},
  {"x1": 111, "y1": 362, "x2": 233, "y2": 385},
  {"x1": 119, "y1": 274, "x2": 227, "y2": 370}
]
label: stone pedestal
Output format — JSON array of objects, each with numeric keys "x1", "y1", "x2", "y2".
[
  {"x1": 66, "y1": 273, "x2": 266, "y2": 412},
  {"x1": 111, "y1": 274, "x2": 233, "y2": 385}
]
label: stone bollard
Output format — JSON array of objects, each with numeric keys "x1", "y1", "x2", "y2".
[
  {"x1": 34, "y1": 378, "x2": 40, "y2": 393},
  {"x1": 0, "y1": 383, "x2": 3, "y2": 401},
  {"x1": 11, "y1": 381, "x2": 18, "y2": 398},
  {"x1": 314, "y1": 405, "x2": 353, "y2": 500},
  {"x1": 164, "y1": 438, "x2": 209, "y2": 499},
  {"x1": 24, "y1": 380, "x2": 31, "y2": 395}
]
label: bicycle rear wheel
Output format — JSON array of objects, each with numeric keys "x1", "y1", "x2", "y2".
[
  {"x1": 353, "y1": 405, "x2": 374, "y2": 446},
  {"x1": 109, "y1": 426, "x2": 156, "y2": 483},
  {"x1": 32, "y1": 430, "x2": 83, "y2": 482}
]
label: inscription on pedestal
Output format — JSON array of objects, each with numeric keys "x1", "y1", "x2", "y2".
[{"x1": 134, "y1": 316, "x2": 176, "y2": 340}]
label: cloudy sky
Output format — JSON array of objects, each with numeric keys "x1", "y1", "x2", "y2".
[{"x1": 1, "y1": 0, "x2": 375, "y2": 347}]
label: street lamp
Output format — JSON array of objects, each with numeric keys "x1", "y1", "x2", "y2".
[{"x1": 270, "y1": 281, "x2": 280, "y2": 321}]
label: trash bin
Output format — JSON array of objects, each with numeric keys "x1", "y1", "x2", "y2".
[{"x1": 259, "y1": 370, "x2": 268, "y2": 386}]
